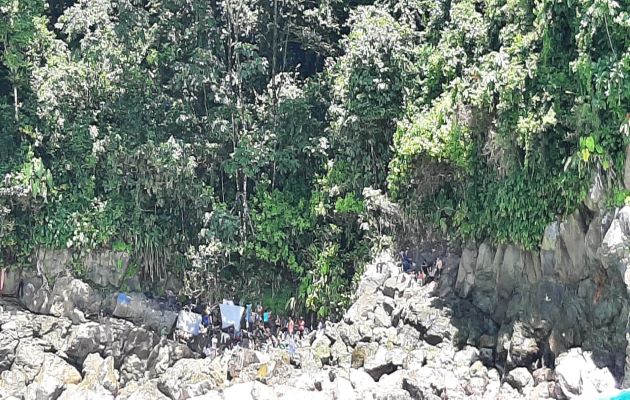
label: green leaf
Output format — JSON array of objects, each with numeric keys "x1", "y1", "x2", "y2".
[{"x1": 584, "y1": 136, "x2": 595, "y2": 152}]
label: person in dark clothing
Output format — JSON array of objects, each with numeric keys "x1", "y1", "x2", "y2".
[
  {"x1": 420, "y1": 259, "x2": 429, "y2": 276},
  {"x1": 201, "y1": 306, "x2": 212, "y2": 331},
  {"x1": 400, "y1": 251, "x2": 413, "y2": 273}
]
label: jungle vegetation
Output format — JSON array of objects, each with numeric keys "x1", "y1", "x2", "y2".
[{"x1": 1, "y1": 0, "x2": 628, "y2": 317}]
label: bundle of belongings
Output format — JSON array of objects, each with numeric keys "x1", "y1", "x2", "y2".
[{"x1": 173, "y1": 300, "x2": 246, "y2": 357}]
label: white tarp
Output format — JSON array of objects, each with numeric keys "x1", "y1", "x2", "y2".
[
  {"x1": 220, "y1": 303, "x2": 244, "y2": 332},
  {"x1": 176, "y1": 310, "x2": 202, "y2": 336}
]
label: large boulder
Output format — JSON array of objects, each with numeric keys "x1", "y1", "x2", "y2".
[
  {"x1": 555, "y1": 348, "x2": 616, "y2": 398},
  {"x1": 49, "y1": 277, "x2": 103, "y2": 318},
  {"x1": 0, "y1": 336, "x2": 18, "y2": 372},
  {"x1": 223, "y1": 381, "x2": 277, "y2": 400},
  {"x1": 112, "y1": 292, "x2": 177, "y2": 335},
  {"x1": 497, "y1": 245, "x2": 525, "y2": 300},
  {"x1": 33, "y1": 353, "x2": 81, "y2": 386},
  {"x1": 0, "y1": 268, "x2": 21, "y2": 296},
  {"x1": 12, "y1": 340, "x2": 48, "y2": 382},
  {"x1": 36, "y1": 248, "x2": 72, "y2": 277},
  {"x1": 0, "y1": 370, "x2": 27, "y2": 399},
  {"x1": 57, "y1": 384, "x2": 115, "y2": 400},
  {"x1": 81, "y1": 353, "x2": 119, "y2": 394},
  {"x1": 363, "y1": 348, "x2": 398, "y2": 381},
  {"x1": 554, "y1": 211, "x2": 589, "y2": 284},
  {"x1": 64, "y1": 321, "x2": 118, "y2": 365},
  {"x1": 505, "y1": 367, "x2": 533, "y2": 392},
  {"x1": 157, "y1": 358, "x2": 223, "y2": 399},
  {"x1": 402, "y1": 367, "x2": 441, "y2": 399},
  {"x1": 584, "y1": 172, "x2": 606, "y2": 212},
  {"x1": 83, "y1": 250, "x2": 130, "y2": 288},
  {"x1": 19, "y1": 276, "x2": 52, "y2": 314},
  {"x1": 599, "y1": 207, "x2": 630, "y2": 292},
  {"x1": 455, "y1": 244, "x2": 478, "y2": 298},
  {"x1": 116, "y1": 380, "x2": 170, "y2": 400}
]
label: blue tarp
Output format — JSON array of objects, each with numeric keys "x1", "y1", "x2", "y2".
[{"x1": 117, "y1": 292, "x2": 130, "y2": 305}]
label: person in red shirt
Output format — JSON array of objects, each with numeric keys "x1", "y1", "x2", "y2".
[
  {"x1": 288, "y1": 317, "x2": 295, "y2": 338},
  {"x1": 298, "y1": 317, "x2": 305, "y2": 339}
]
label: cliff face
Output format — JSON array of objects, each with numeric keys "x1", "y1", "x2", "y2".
[
  {"x1": 0, "y1": 247, "x2": 626, "y2": 399},
  {"x1": 455, "y1": 205, "x2": 630, "y2": 383}
]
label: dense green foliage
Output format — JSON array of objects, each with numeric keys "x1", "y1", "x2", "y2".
[{"x1": 1, "y1": 0, "x2": 628, "y2": 316}]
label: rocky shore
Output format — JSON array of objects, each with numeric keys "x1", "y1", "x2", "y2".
[{"x1": 0, "y1": 245, "x2": 626, "y2": 399}]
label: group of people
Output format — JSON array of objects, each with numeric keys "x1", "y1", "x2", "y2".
[
  {"x1": 245, "y1": 305, "x2": 309, "y2": 341},
  {"x1": 400, "y1": 250, "x2": 444, "y2": 285},
  {"x1": 176, "y1": 302, "x2": 321, "y2": 360}
]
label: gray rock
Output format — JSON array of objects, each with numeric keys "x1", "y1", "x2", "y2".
[
  {"x1": 455, "y1": 244, "x2": 478, "y2": 298},
  {"x1": 116, "y1": 380, "x2": 170, "y2": 400},
  {"x1": 373, "y1": 305, "x2": 392, "y2": 328},
  {"x1": 13, "y1": 340, "x2": 47, "y2": 382},
  {"x1": 529, "y1": 382, "x2": 555, "y2": 399},
  {"x1": 508, "y1": 321, "x2": 542, "y2": 368},
  {"x1": 402, "y1": 367, "x2": 439, "y2": 399},
  {"x1": 19, "y1": 276, "x2": 52, "y2": 314},
  {"x1": 584, "y1": 172, "x2": 605, "y2": 212},
  {"x1": 533, "y1": 368, "x2": 555, "y2": 385},
  {"x1": 36, "y1": 248, "x2": 72, "y2": 278},
  {"x1": 1, "y1": 268, "x2": 21, "y2": 296},
  {"x1": 344, "y1": 292, "x2": 379, "y2": 324},
  {"x1": 223, "y1": 381, "x2": 277, "y2": 400},
  {"x1": 334, "y1": 377, "x2": 356, "y2": 400},
  {"x1": 555, "y1": 348, "x2": 616, "y2": 398},
  {"x1": 32, "y1": 353, "x2": 82, "y2": 389},
  {"x1": 311, "y1": 333, "x2": 332, "y2": 363},
  {"x1": 506, "y1": 367, "x2": 533, "y2": 391},
  {"x1": 112, "y1": 292, "x2": 177, "y2": 335},
  {"x1": 81, "y1": 353, "x2": 119, "y2": 394},
  {"x1": 157, "y1": 358, "x2": 223, "y2": 399},
  {"x1": 479, "y1": 334, "x2": 496, "y2": 349},
  {"x1": 497, "y1": 245, "x2": 525, "y2": 300},
  {"x1": 453, "y1": 346, "x2": 479, "y2": 368},
  {"x1": 58, "y1": 384, "x2": 115, "y2": 400},
  {"x1": 0, "y1": 370, "x2": 27, "y2": 399},
  {"x1": 554, "y1": 211, "x2": 588, "y2": 284},
  {"x1": 364, "y1": 348, "x2": 397, "y2": 380},
  {"x1": 49, "y1": 277, "x2": 103, "y2": 318},
  {"x1": 0, "y1": 336, "x2": 18, "y2": 372},
  {"x1": 25, "y1": 378, "x2": 66, "y2": 400},
  {"x1": 349, "y1": 369, "x2": 375, "y2": 390},
  {"x1": 624, "y1": 143, "x2": 630, "y2": 190},
  {"x1": 120, "y1": 354, "x2": 145, "y2": 385},
  {"x1": 84, "y1": 250, "x2": 130, "y2": 288},
  {"x1": 479, "y1": 347, "x2": 494, "y2": 367}
]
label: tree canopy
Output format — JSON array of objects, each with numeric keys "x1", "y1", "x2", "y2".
[{"x1": 1, "y1": 0, "x2": 628, "y2": 317}]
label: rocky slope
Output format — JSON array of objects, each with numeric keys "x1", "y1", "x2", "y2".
[{"x1": 0, "y1": 247, "x2": 625, "y2": 400}]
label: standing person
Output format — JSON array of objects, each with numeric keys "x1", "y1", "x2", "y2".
[
  {"x1": 201, "y1": 306, "x2": 212, "y2": 333},
  {"x1": 288, "y1": 317, "x2": 295, "y2": 338},
  {"x1": 245, "y1": 304, "x2": 252, "y2": 332},
  {"x1": 298, "y1": 317, "x2": 305, "y2": 340},
  {"x1": 274, "y1": 315, "x2": 281, "y2": 335},
  {"x1": 263, "y1": 310, "x2": 271, "y2": 329},
  {"x1": 400, "y1": 250, "x2": 414, "y2": 273},
  {"x1": 435, "y1": 257, "x2": 444, "y2": 279}
]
